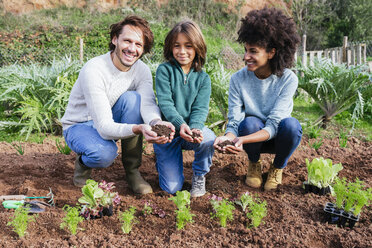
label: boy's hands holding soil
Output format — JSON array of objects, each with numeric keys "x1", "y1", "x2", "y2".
[{"x1": 180, "y1": 124, "x2": 203, "y2": 143}]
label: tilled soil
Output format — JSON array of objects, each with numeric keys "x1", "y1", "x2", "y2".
[{"x1": 0, "y1": 136, "x2": 371, "y2": 248}]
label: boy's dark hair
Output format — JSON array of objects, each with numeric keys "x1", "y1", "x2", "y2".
[
  {"x1": 109, "y1": 15, "x2": 154, "y2": 55},
  {"x1": 164, "y1": 20, "x2": 207, "y2": 72},
  {"x1": 238, "y1": 7, "x2": 300, "y2": 76}
]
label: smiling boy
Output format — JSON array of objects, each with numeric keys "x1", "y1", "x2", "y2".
[{"x1": 61, "y1": 16, "x2": 175, "y2": 194}]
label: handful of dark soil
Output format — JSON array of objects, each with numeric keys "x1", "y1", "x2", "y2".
[
  {"x1": 216, "y1": 140, "x2": 236, "y2": 153},
  {"x1": 152, "y1": 124, "x2": 172, "y2": 138},
  {"x1": 191, "y1": 130, "x2": 201, "y2": 138}
]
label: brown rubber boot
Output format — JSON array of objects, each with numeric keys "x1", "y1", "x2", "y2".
[
  {"x1": 264, "y1": 164, "x2": 283, "y2": 191},
  {"x1": 73, "y1": 156, "x2": 92, "y2": 187},
  {"x1": 245, "y1": 160, "x2": 263, "y2": 188},
  {"x1": 121, "y1": 134, "x2": 153, "y2": 195}
]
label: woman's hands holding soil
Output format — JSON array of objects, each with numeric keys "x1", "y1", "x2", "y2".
[
  {"x1": 180, "y1": 124, "x2": 203, "y2": 143},
  {"x1": 214, "y1": 134, "x2": 243, "y2": 154}
]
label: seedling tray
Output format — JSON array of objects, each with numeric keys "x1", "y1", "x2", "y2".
[
  {"x1": 303, "y1": 182, "x2": 331, "y2": 195},
  {"x1": 323, "y1": 202, "x2": 359, "y2": 229}
]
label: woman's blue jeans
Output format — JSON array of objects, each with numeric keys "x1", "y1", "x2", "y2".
[
  {"x1": 63, "y1": 91, "x2": 143, "y2": 168},
  {"x1": 153, "y1": 127, "x2": 216, "y2": 194},
  {"x1": 238, "y1": 116, "x2": 302, "y2": 169}
]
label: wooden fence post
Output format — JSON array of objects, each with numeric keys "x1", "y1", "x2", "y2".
[
  {"x1": 342, "y1": 36, "x2": 348, "y2": 63},
  {"x1": 80, "y1": 38, "x2": 84, "y2": 64},
  {"x1": 301, "y1": 34, "x2": 307, "y2": 67},
  {"x1": 356, "y1": 45, "x2": 362, "y2": 64}
]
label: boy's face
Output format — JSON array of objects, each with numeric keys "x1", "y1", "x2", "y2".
[
  {"x1": 172, "y1": 33, "x2": 195, "y2": 74},
  {"x1": 111, "y1": 25, "x2": 144, "y2": 72},
  {"x1": 243, "y1": 43, "x2": 275, "y2": 78}
]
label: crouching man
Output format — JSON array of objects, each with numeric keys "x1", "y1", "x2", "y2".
[{"x1": 60, "y1": 15, "x2": 175, "y2": 194}]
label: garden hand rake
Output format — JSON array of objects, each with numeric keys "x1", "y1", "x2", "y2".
[{"x1": 0, "y1": 188, "x2": 55, "y2": 206}]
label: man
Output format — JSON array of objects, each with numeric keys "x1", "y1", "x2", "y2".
[{"x1": 61, "y1": 15, "x2": 175, "y2": 194}]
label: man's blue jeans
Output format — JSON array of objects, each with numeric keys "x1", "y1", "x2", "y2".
[
  {"x1": 238, "y1": 116, "x2": 302, "y2": 169},
  {"x1": 63, "y1": 91, "x2": 143, "y2": 168},
  {"x1": 153, "y1": 127, "x2": 216, "y2": 194}
]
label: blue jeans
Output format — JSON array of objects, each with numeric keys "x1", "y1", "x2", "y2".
[
  {"x1": 153, "y1": 127, "x2": 216, "y2": 194},
  {"x1": 63, "y1": 91, "x2": 143, "y2": 168},
  {"x1": 238, "y1": 116, "x2": 302, "y2": 169}
]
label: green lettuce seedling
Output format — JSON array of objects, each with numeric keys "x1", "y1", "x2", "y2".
[
  {"x1": 246, "y1": 196, "x2": 267, "y2": 228},
  {"x1": 210, "y1": 196, "x2": 235, "y2": 228},
  {"x1": 306, "y1": 157, "x2": 343, "y2": 188},
  {"x1": 119, "y1": 206, "x2": 137, "y2": 234},
  {"x1": 168, "y1": 190, "x2": 191, "y2": 209},
  {"x1": 7, "y1": 207, "x2": 37, "y2": 238},
  {"x1": 60, "y1": 205, "x2": 84, "y2": 235},
  {"x1": 169, "y1": 191, "x2": 194, "y2": 230}
]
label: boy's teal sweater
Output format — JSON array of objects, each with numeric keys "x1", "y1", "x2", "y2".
[{"x1": 155, "y1": 61, "x2": 211, "y2": 131}]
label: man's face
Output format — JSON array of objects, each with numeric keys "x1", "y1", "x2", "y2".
[{"x1": 111, "y1": 25, "x2": 144, "y2": 72}]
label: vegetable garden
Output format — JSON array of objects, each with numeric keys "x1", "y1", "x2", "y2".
[{"x1": 0, "y1": 2, "x2": 371, "y2": 247}]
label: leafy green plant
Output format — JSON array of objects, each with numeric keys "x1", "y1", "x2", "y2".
[
  {"x1": 78, "y1": 179, "x2": 121, "y2": 219},
  {"x1": 56, "y1": 138, "x2": 71, "y2": 155},
  {"x1": 7, "y1": 207, "x2": 37, "y2": 238},
  {"x1": 60, "y1": 205, "x2": 84, "y2": 235},
  {"x1": 234, "y1": 192, "x2": 251, "y2": 212},
  {"x1": 11, "y1": 142, "x2": 24, "y2": 155},
  {"x1": 307, "y1": 125, "x2": 321, "y2": 139},
  {"x1": 205, "y1": 59, "x2": 232, "y2": 128},
  {"x1": 310, "y1": 138, "x2": 323, "y2": 151},
  {"x1": 339, "y1": 131, "x2": 348, "y2": 148},
  {"x1": 210, "y1": 194, "x2": 235, "y2": 228},
  {"x1": 297, "y1": 59, "x2": 372, "y2": 128},
  {"x1": 168, "y1": 190, "x2": 191, "y2": 209},
  {"x1": 246, "y1": 197, "x2": 267, "y2": 228},
  {"x1": 333, "y1": 178, "x2": 372, "y2": 216},
  {"x1": 119, "y1": 206, "x2": 137, "y2": 234},
  {"x1": 169, "y1": 191, "x2": 194, "y2": 230},
  {"x1": 0, "y1": 57, "x2": 81, "y2": 139},
  {"x1": 305, "y1": 157, "x2": 343, "y2": 188}
]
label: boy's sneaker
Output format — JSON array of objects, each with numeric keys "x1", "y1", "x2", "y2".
[{"x1": 190, "y1": 175, "x2": 206, "y2": 198}]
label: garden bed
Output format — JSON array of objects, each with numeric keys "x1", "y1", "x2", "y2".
[{"x1": 0, "y1": 136, "x2": 371, "y2": 247}]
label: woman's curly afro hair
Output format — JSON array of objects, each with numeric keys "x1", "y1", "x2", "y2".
[{"x1": 238, "y1": 7, "x2": 300, "y2": 76}]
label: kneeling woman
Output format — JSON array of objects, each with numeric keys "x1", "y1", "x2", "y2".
[{"x1": 214, "y1": 7, "x2": 302, "y2": 191}]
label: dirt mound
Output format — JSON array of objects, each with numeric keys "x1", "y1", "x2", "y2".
[{"x1": 0, "y1": 136, "x2": 371, "y2": 247}]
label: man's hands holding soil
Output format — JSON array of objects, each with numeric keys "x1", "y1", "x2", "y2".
[{"x1": 133, "y1": 120, "x2": 175, "y2": 144}]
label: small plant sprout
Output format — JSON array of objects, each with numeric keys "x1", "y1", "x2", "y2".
[
  {"x1": 338, "y1": 131, "x2": 348, "y2": 148},
  {"x1": 234, "y1": 192, "x2": 252, "y2": 212},
  {"x1": 307, "y1": 125, "x2": 321, "y2": 139},
  {"x1": 7, "y1": 207, "x2": 37, "y2": 238},
  {"x1": 168, "y1": 190, "x2": 191, "y2": 209},
  {"x1": 11, "y1": 142, "x2": 24, "y2": 155},
  {"x1": 245, "y1": 196, "x2": 267, "y2": 228},
  {"x1": 142, "y1": 201, "x2": 153, "y2": 216},
  {"x1": 56, "y1": 138, "x2": 71, "y2": 155},
  {"x1": 169, "y1": 191, "x2": 194, "y2": 230},
  {"x1": 60, "y1": 205, "x2": 84, "y2": 235},
  {"x1": 333, "y1": 178, "x2": 372, "y2": 216},
  {"x1": 310, "y1": 138, "x2": 323, "y2": 151},
  {"x1": 119, "y1": 206, "x2": 137, "y2": 234},
  {"x1": 209, "y1": 195, "x2": 235, "y2": 228}
]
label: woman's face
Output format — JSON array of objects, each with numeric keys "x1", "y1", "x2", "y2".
[
  {"x1": 243, "y1": 43, "x2": 275, "y2": 79},
  {"x1": 172, "y1": 33, "x2": 196, "y2": 74}
]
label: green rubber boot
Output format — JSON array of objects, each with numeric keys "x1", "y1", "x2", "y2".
[
  {"x1": 121, "y1": 134, "x2": 153, "y2": 195},
  {"x1": 73, "y1": 156, "x2": 92, "y2": 187}
]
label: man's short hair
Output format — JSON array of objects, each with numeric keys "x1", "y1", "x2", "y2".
[{"x1": 109, "y1": 15, "x2": 154, "y2": 55}]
